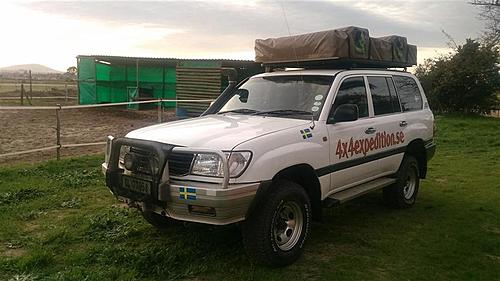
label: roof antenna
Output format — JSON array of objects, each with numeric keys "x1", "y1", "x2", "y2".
[
  {"x1": 279, "y1": 0, "x2": 300, "y2": 68},
  {"x1": 279, "y1": 1, "x2": 314, "y2": 130}
]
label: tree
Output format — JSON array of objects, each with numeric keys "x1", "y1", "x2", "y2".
[
  {"x1": 65, "y1": 66, "x2": 77, "y2": 81},
  {"x1": 415, "y1": 39, "x2": 500, "y2": 114},
  {"x1": 66, "y1": 66, "x2": 77, "y2": 75},
  {"x1": 470, "y1": 0, "x2": 500, "y2": 46}
]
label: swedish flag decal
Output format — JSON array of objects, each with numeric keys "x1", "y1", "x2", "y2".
[
  {"x1": 179, "y1": 187, "x2": 197, "y2": 200},
  {"x1": 300, "y1": 128, "x2": 313, "y2": 139}
]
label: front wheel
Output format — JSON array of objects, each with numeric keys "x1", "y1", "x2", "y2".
[
  {"x1": 383, "y1": 155, "x2": 420, "y2": 208},
  {"x1": 242, "y1": 181, "x2": 311, "y2": 267}
]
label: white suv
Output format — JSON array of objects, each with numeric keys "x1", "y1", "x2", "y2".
[{"x1": 102, "y1": 68, "x2": 436, "y2": 266}]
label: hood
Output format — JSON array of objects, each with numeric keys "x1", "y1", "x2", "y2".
[{"x1": 126, "y1": 114, "x2": 311, "y2": 150}]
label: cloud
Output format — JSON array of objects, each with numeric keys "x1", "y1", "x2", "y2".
[
  {"x1": 27, "y1": 0, "x2": 482, "y2": 47},
  {"x1": 4, "y1": 0, "x2": 485, "y2": 69}
]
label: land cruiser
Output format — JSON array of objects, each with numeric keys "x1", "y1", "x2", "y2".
[{"x1": 102, "y1": 28, "x2": 436, "y2": 266}]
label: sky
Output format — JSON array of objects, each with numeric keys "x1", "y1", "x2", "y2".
[{"x1": 0, "y1": 0, "x2": 487, "y2": 72}]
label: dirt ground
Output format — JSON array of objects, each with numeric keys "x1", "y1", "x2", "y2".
[{"x1": 0, "y1": 91, "x2": 177, "y2": 165}]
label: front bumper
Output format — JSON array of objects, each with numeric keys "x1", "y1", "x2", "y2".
[{"x1": 102, "y1": 137, "x2": 259, "y2": 225}]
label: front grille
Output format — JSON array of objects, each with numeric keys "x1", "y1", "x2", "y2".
[{"x1": 169, "y1": 152, "x2": 194, "y2": 176}]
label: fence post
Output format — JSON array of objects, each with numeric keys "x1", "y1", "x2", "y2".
[
  {"x1": 20, "y1": 84, "x2": 24, "y2": 105},
  {"x1": 65, "y1": 84, "x2": 68, "y2": 102},
  {"x1": 29, "y1": 70, "x2": 32, "y2": 97},
  {"x1": 56, "y1": 104, "x2": 61, "y2": 160},
  {"x1": 157, "y1": 99, "x2": 163, "y2": 123},
  {"x1": 23, "y1": 81, "x2": 32, "y2": 105}
]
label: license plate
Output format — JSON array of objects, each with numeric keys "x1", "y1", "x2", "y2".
[{"x1": 122, "y1": 176, "x2": 151, "y2": 195}]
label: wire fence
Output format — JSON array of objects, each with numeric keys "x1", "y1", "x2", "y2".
[
  {"x1": 0, "y1": 80, "x2": 78, "y2": 106},
  {"x1": 0, "y1": 81, "x2": 77, "y2": 95},
  {"x1": 0, "y1": 96, "x2": 77, "y2": 100},
  {"x1": 0, "y1": 99, "x2": 213, "y2": 160}
]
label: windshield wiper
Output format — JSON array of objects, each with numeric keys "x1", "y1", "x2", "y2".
[
  {"x1": 251, "y1": 109, "x2": 313, "y2": 116},
  {"x1": 217, "y1": 108, "x2": 259, "y2": 115},
  {"x1": 253, "y1": 109, "x2": 316, "y2": 129}
]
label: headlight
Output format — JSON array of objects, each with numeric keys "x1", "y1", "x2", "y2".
[
  {"x1": 191, "y1": 151, "x2": 251, "y2": 178},
  {"x1": 191, "y1": 154, "x2": 224, "y2": 177},
  {"x1": 123, "y1": 152, "x2": 135, "y2": 170}
]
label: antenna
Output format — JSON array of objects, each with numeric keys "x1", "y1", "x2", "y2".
[
  {"x1": 279, "y1": 1, "x2": 300, "y2": 68},
  {"x1": 279, "y1": 1, "x2": 315, "y2": 129}
]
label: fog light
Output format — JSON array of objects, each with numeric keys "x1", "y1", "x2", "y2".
[
  {"x1": 123, "y1": 153, "x2": 135, "y2": 170},
  {"x1": 151, "y1": 158, "x2": 160, "y2": 175},
  {"x1": 188, "y1": 205, "x2": 216, "y2": 216}
]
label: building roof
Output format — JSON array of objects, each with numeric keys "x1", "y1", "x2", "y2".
[{"x1": 76, "y1": 55, "x2": 258, "y2": 67}]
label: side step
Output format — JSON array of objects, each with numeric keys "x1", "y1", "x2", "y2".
[{"x1": 323, "y1": 177, "x2": 396, "y2": 207}]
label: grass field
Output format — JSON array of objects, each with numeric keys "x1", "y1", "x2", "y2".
[{"x1": 0, "y1": 115, "x2": 499, "y2": 281}]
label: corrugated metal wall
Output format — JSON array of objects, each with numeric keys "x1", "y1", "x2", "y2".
[
  {"x1": 77, "y1": 56, "x2": 264, "y2": 112},
  {"x1": 176, "y1": 67, "x2": 222, "y2": 117}
]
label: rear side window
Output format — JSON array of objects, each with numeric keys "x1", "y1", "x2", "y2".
[
  {"x1": 386, "y1": 77, "x2": 402, "y2": 113},
  {"x1": 332, "y1": 77, "x2": 369, "y2": 118},
  {"x1": 367, "y1": 76, "x2": 401, "y2": 115},
  {"x1": 393, "y1": 76, "x2": 423, "y2": 111}
]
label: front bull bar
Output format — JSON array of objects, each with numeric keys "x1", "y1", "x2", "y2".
[{"x1": 104, "y1": 136, "x2": 231, "y2": 200}]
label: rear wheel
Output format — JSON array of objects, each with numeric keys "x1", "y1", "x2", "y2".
[
  {"x1": 384, "y1": 155, "x2": 420, "y2": 208},
  {"x1": 242, "y1": 181, "x2": 311, "y2": 267},
  {"x1": 142, "y1": 210, "x2": 176, "y2": 229}
]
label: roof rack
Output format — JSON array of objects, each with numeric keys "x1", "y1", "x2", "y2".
[{"x1": 262, "y1": 57, "x2": 410, "y2": 71}]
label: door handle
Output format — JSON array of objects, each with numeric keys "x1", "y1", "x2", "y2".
[
  {"x1": 399, "y1": 121, "x2": 408, "y2": 127},
  {"x1": 365, "y1": 127, "x2": 376, "y2": 134}
]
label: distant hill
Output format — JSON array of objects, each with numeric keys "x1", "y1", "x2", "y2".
[{"x1": 0, "y1": 64, "x2": 62, "y2": 74}]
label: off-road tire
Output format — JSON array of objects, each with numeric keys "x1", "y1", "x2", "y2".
[
  {"x1": 383, "y1": 155, "x2": 420, "y2": 208},
  {"x1": 242, "y1": 180, "x2": 311, "y2": 267},
  {"x1": 142, "y1": 210, "x2": 177, "y2": 229}
]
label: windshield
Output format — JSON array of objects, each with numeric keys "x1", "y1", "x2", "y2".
[{"x1": 217, "y1": 75, "x2": 335, "y2": 120}]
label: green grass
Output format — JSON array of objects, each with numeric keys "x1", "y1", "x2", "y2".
[{"x1": 0, "y1": 115, "x2": 499, "y2": 281}]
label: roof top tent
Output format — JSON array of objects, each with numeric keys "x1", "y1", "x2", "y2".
[
  {"x1": 76, "y1": 55, "x2": 263, "y2": 116},
  {"x1": 254, "y1": 26, "x2": 417, "y2": 70}
]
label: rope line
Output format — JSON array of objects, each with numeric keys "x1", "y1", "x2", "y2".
[{"x1": 0, "y1": 99, "x2": 214, "y2": 110}]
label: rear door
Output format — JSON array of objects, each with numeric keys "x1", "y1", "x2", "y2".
[
  {"x1": 365, "y1": 75, "x2": 406, "y2": 175},
  {"x1": 392, "y1": 75, "x2": 431, "y2": 145},
  {"x1": 325, "y1": 75, "x2": 381, "y2": 192}
]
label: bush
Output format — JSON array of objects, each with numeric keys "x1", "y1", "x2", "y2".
[{"x1": 415, "y1": 39, "x2": 500, "y2": 114}]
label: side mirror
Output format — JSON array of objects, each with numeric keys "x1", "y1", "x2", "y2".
[{"x1": 329, "y1": 104, "x2": 359, "y2": 123}]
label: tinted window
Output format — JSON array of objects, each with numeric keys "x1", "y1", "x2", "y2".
[
  {"x1": 368, "y1": 76, "x2": 402, "y2": 115},
  {"x1": 332, "y1": 77, "x2": 369, "y2": 118},
  {"x1": 393, "y1": 76, "x2": 423, "y2": 111},
  {"x1": 386, "y1": 77, "x2": 402, "y2": 113},
  {"x1": 368, "y1": 76, "x2": 393, "y2": 115}
]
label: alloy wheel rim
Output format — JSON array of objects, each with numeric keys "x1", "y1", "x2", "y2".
[
  {"x1": 272, "y1": 201, "x2": 304, "y2": 251},
  {"x1": 403, "y1": 167, "x2": 417, "y2": 200}
]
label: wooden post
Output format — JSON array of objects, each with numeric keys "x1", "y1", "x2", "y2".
[
  {"x1": 22, "y1": 82, "x2": 32, "y2": 105},
  {"x1": 20, "y1": 83, "x2": 24, "y2": 105},
  {"x1": 29, "y1": 70, "x2": 32, "y2": 97},
  {"x1": 158, "y1": 99, "x2": 163, "y2": 123},
  {"x1": 56, "y1": 104, "x2": 61, "y2": 160},
  {"x1": 65, "y1": 83, "x2": 68, "y2": 102},
  {"x1": 136, "y1": 59, "x2": 139, "y2": 90},
  {"x1": 76, "y1": 81, "x2": 80, "y2": 105}
]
